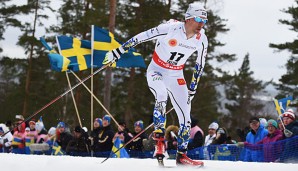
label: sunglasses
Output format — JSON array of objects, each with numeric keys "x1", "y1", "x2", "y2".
[{"x1": 194, "y1": 17, "x2": 208, "y2": 24}]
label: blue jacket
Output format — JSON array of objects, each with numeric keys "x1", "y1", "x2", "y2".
[{"x1": 244, "y1": 125, "x2": 268, "y2": 162}]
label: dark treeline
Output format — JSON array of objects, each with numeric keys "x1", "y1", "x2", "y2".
[{"x1": 0, "y1": 0, "x2": 297, "y2": 139}]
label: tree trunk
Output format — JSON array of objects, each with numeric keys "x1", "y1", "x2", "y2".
[
  {"x1": 104, "y1": 0, "x2": 116, "y2": 111},
  {"x1": 22, "y1": 0, "x2": 39, "y2": 116}
]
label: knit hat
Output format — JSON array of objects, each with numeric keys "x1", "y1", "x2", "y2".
[
  {"x1": 185, "y1": 2, "x2": 207, "y2": 20},
  {"x1": 103, "y1": 115, "x2": 111, "y2": 124},
  {"x1": 48, "y1": 127, "x2": 56, "y2": 136},
  {"x1": 249, "y1": 116, "x2": 259, "y2": 123},
  {"x1": 259, "y1": 118, "x2": 267, "y2": 127},
  {"x1": 95, "y1": 118, "x2": 103, "y2": 127},
  {"x1": 134, "y1": 120, "x2": 144, "y2": 129},
  {"x1": 57, "y1": 121, "x2": 65, "y2": 128},
  {"x1": 208, "y1": 122, "x2": 219, "y2": 130},
  {"x1": 282, "y1": 109, "x2": 295, "y2": 120},
  {"x1": 35, "y1": 121, "x2": 44, "y2": 132},
  {"x1": 82, "y1": 127, "x2": 88, "y2": 133},
  {"x1": 25, "y1": 127, "x2": 30, "y2": 131},
  {"x1": 29, "y1": 120, "x2": 36, "y2": 125},
  {"x1": 266, "y1": 119, "x2": 278, "y2": 129}
]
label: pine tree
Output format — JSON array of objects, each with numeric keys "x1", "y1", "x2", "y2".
[
  {"x1": 269, "y1": 1, "x2": 298, "y2": 106},
  {"x1": 0, "y1": 0, "x2": 28, "y2": 53},
  {"x1": 224, "y1": 54, "x2": 266, "y2": 132},
  {"x1": 17, "y1": 0, "x2": 54, "y2": 117}
]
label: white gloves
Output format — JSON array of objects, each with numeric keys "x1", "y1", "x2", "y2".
[
  {"x1": 102, "y1": 46, "x2": 125, "y2": 65},
  {"x1": 187, "y1": 89, "x2": 196, "y2": 104}
]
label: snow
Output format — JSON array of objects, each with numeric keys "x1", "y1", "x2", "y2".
[{"x1": 0, "y1": 153, "x2": 297, "y2": 171}]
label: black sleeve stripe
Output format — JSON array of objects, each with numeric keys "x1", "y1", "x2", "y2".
[
  {"x1": 116, "y1": 48, "x2": 122, "y2": 55},
  {"x1": 140, "y1": 33, "x2": 167, "y2": 43}
]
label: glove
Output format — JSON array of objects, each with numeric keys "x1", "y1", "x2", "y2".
[
  {"x1": 102, "y1": 46, "x2": 125, "y2": 65},
  {"x1": 4, "y1": 141, "x2": 11, "y2": 147},
  {"x1": 187, "y1": 89, "x2": 196, "y2": 104}
]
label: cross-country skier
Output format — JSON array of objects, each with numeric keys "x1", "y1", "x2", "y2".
[{"x1": 103, "y1": 2, "x2": 208, "y2": 167}]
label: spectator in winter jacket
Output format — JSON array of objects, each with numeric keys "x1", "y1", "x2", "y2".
[
  {"x1": 243, "y1": 116, "x2": 268, "y2": 162},
  {"x1": 35, "y1": 121, "x2": 48, "y2": 143},
  {"x1": 95, "y1": 115, "x2": 114, "y2": 152},
  {"x1": 11, "y1": 121, "x2": 26, "y2": 154},
  {"x1": 240, "y1": 119, "x2": 284, "y2": 162},
  {"x1": 188, "y1": 116, "x2": 204, "y2": 150},
  {"x1": 280, "y1": 109, "x2": 298, "y2": 162},
  {"x1": 0, "y1": 123, "x2": 13, "y2": 153},
  {"x1": 113, "y1": 121, "x2": 131, "y2": 144},
  {"x1": 56, "y1": 122, "x2": 73, "y2": 152},
  {"x1": 127, "y1": 120, "x2": 147, "y2": 151},
  {"x1": 89, "y1": 118, "x2": 103, "y2": 152},
  {"x1": 66, "y1": 126, "x2": 89, "y2": 155},
  {"x1": 24, "y1": 121, "x2": 38, "y2": 154},
  {"x1": 204, "y1": 122, "x2": 218, "y2": 146}
]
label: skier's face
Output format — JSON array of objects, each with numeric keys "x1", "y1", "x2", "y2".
[{"x1": 191, "y1": 16, "x2": 206, "y2": 33}]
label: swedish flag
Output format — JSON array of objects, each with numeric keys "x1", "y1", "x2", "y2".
[
  {"x1": 52, "y1": 142, "x2": 64, "y2": 155},
  {"x1": 92, "y1": 25, "x2": 146, "y2": 68},
  {"x1": 56, "y1": 35, "x2": 94, "y2": 72},
  {"x1": 111, "y1": 137, "x2": 130, "y2": 158},
  {"x1": 273, "y1": 96, "x2": 293, "y2": 115}
]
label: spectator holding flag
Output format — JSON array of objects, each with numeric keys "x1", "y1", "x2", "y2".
[{"x1": 280, "y1": 109, "x2": 298, "y2": 162}]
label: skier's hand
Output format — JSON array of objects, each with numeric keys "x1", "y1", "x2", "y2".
[
  {"x1": 187, "y1": 89, "x2": 196, "y2": 104},
  {"x1": 102, "y1": 46, "x2": 125, "y2": 65}
]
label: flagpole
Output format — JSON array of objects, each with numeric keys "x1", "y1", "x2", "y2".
[
  {"x1": 65, "y1": 72, "x2": 82, "y2": 126},
  {"x1": 91, "y1": 25, "x2": 95, "y2": 132}
]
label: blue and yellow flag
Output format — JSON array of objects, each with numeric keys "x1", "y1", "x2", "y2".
[
  {"x1": 273, "y1": 96, "x2": 293, "y2": 115},
  {"x1": 92, "y1": 25, "x2": 146, "y2": 68},
  {"x1": 56, "y1": 35, "x2": 95, "y2": 72},
  {"x1": 52, "y1": 142, "x2": 64, "y2": 155},
  {"x1": 111, "y1": 137, "x2": 130, "y2": 158}
]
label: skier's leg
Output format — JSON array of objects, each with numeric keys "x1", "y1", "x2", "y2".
[
  {"x1": 167, "y1": 76, "x2": 204, "y2": 166},
  {"x1": 147, "y1": 70, "x2": 168, "y2": 134},
  {"x1": 147, "y1": 70, "x2": 167, "y2": 164}
]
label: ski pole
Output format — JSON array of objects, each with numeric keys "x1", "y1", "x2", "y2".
[
  {"x1": 100, "y1": 107, "x2": 174, "y2": 164},
  {"x1": 0, "y1": 63, "x2": 111, "y2": 138}
]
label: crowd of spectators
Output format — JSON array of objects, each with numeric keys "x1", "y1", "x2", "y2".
[{"x1": 0, "y1": 109, "x2": 298, "y2": 163}]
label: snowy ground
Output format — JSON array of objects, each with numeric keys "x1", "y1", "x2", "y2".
[{"x1": 0, "y1": 153, "x2": 298, "y2": 171}]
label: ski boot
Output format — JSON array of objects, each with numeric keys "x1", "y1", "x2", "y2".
[
  {"x1": 153, "y1": 131, "x2": 166, "y2": 166},
  {"x1": 176, "y1": 152, "x2": 204, "y2": 167}
]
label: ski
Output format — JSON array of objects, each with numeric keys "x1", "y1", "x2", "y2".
[{"x1": 159, "y1": 164, "x2": 204, "y2": 169}]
